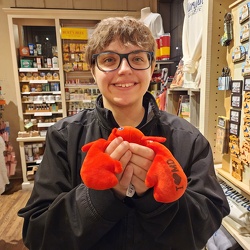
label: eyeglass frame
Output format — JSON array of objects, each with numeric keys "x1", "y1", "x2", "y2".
[{"x1": 91, "y1": 50, "x2": 154, "y2": 72}]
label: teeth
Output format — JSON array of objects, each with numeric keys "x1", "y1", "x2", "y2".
[{"x1": 115, "y1": 83, "x2": 134, "y2": 87}]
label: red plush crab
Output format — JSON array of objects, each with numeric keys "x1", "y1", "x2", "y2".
[{"x1": 81, "y1": 126, "x2": 187, "y2": 203}]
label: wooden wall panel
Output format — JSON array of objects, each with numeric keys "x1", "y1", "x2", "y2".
[
  {"x1": 200, "y1": 0, "x2": 235, "y2": 163},
  {"x1": 16, "y1": 0, "x2": 45, "y2": 8},
  {"x1": 127, "y1": 0, "x2": 154, "y2": 11},
  {"x1": 45, "y1": 0, "x2": 73, "y2": 9},
  {"x1": 101, "y1": 0, "x2": 127, "y2": 10},
  {"x1": 73, "y1": 0, "x2": 102, "y2": 10},
  {"x1": 15, "y1": 0, "x2": 157, "y2": 11}
]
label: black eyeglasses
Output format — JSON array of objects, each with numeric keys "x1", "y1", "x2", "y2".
[{"x1": 92, "y1": 50, "x2": 154, "y2": 72}]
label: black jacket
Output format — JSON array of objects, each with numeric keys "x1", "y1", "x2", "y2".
[{"x1": 18, "y1": 92, "x2": 230, "y2": 250}]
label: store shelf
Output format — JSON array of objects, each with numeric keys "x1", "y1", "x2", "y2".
[
  {"x1": 216, "y1": 166, "x2": 250, "y2": 250},
  {"x1": 166, "y1": 88, "x2": 200, "y2": 129},
  {"x1": 17, "y1": 136, "x2": 46, "y2": 142},
  {"x1": 19, "y1": 67, "x2": 60, "y2": 72},
  {"x1": 222, "y1": 217, "x2": 250, "y2": 250},
  {"x1": 23, "y1": 111, "x2": 63, "y2": 115},
  {"x1": 217, "y1": 168, "x2": 250, "y2": 199},
  {"x1": 156, "y1": 60, "x2": 175, "y2": 65},
  {"x1": 65, "y1": 84, "x2": 97, "y2": 88},
  {"x1": 66, "y1": 99, "x2": 92, "y2": 103},
  {"x1": 155, "y1": 60, "x2": 174, "y2": 72},
  {"x1": 229, "y1": 0, "x2": 245, "y2": 8}
]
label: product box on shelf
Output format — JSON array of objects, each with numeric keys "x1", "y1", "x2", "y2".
[
  {"x1": 20, "y1": 59, "x2": 33, "y2": 68},
  {"x1": 19, "y1": 46, "x2": 30, "y2": 56}
]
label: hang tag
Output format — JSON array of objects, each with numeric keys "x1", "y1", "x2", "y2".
[{"x1": 126, "y1": 183, "x2": 135, "y2": 197}]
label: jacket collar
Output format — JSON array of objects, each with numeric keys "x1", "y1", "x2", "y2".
[{"x1": 95, "y1": 91, "x2": 160, "y2": 131}]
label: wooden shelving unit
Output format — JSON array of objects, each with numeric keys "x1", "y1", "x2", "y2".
[
  {"x1": 166, "y1": 88, "x2": 200, "y2": 129},
  {"x1": 213, "y1": 1, "x2": 250, "y2": 248},
  {"x1": 217, "y1": 168, "x2": 250, "y2": 250}
]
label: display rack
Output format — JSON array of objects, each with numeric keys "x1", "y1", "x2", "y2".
[
  {"x1": 216, "y1": 1, "x2": 250, "y2": 249},
  {"x1": 60, "y1": 19, "x2": 98, "y2": 116}
]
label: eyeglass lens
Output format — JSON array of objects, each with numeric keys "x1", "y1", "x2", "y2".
[{"x1": 96, "y1": 51, "x2": 151, "y2": 71}]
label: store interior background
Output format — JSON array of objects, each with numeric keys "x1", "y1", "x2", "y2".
[
  {"x1": 0, "y1": 0, "x2": 235, "y2": 186},
  {"x1": 0, "y1": 0, "x2": 184, "y2": 180},
  {"x1": 2, "y1": 1, "x2": 250, "y2": 249}
]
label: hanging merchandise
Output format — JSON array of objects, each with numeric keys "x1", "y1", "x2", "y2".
[
  {"x1": 161, "y1": 67, "x2": 169, "y2": 88},
  {"x1": 218, "y1": 67, "x2": 231, "y2": 90},
  {"x1": 228, "y1": 135, "x2": 243, "y2": 181},
  {"x1": 170, "y1": 59, "x2": 184, "y2": 89},
  {"x1": 182, "y1": 0, "x2": 204, "y2": 89},
  {"x1": 240, "y1": 22, "x2": 249, "y2": 43},
  {"x1": 159, "y1": 33, "x2": 171, "y2": 60},
  {"x1": 158, "y1": 68, "x2": 169, "y2": 111},
  {"x1": 220, "y1": 12, "x2": 233, "y2": 46},
  {"x1": 239, "y1": 3, "x2": 250, "y2": 24},
  {"x1": 215, "y1": 116, "x2": 229, "y2": 154},
  {"x1": 232, "y1": 45, "x2": 246, "y2": 63},
  {"x1": 242, "y1": 44, "x2": 250, "y2": 76},
  {"x1": 155, "y1": 38, "x2": 161, "y2": 60}
]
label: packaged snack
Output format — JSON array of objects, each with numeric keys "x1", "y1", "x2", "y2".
[
  {"x1": 46, "y1": 72, "x2": 53, "y2": 80},
  {"x1": 52, "y1": 72, "x2": 59, "y2": 80},
  {"x1": 19, "y1": 72, "x2": 26, "y2": 81},
  {"x1": 80, "y1": 43, "x2": 86, "y2": 52},
  {"x1": 22, "y1": 84, "x2": 30, "y2": 92},
  {"x1": 40, "y1": 72, "x2": 46, "y2": 80},
  {"x1": 63, "y1": 43, "x2": 69, "y2": 52},
  {"x1": 77, "y1": 62, "x2": 83, "y2": 71},
  {"x1": 70, "y1": 43, "x2": 76, "y2": 53},
  {"x1": 75, "y1": 44, "x2": 80, "y2": 52},
  {"x1": 26, "y1": 72, "x2": 33, "y2": 80},
  {"x1": 32, "y1": 72, "x2": 39, "y2": 80},
  {"x1": 73, "y1": 62, "x2": 78, "y2": 71},
  {"x1": 63, "y1": 53, "x2": 70, "y2": 61}
]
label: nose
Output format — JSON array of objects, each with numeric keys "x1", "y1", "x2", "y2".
[{"x1": 118, "y1": 58, "x2": 132, "y2": 72}]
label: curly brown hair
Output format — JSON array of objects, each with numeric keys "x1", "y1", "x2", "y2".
[{"x1": 85, "y1": 16, "x2": 156, "y2": 69}]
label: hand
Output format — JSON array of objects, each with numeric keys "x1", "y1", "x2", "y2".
[
  {"x1": 105, "y1": 137, "x2": 133, "y2": 199},
  {"x1": 129, "y1": 143, "x2": 155, "y2": 196}
]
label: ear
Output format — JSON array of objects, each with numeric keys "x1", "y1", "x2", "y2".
[
  {"x1": 151, "y1": 61, "x2": 156, "y2": 76},
  {"x1": 90, "y1": 68, "x2": 96, "y2": 82}
]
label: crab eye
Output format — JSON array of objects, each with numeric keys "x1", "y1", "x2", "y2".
[{"x1": 118, "y1": 127, "x2": 124, "y2": 131}]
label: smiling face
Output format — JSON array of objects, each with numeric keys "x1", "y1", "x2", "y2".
[
  {"x1": 92, "y1": 40, "x2": 155, "y2": 110},
  {"x1": 85, "y1": 17, "x2": 156, "y2": 114}
]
